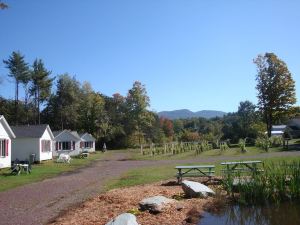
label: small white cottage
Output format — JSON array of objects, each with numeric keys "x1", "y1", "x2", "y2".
[
  {"x1": 0, "y1": 115, "x2": 16, "y2": 168},
  {"x1": 11, "y1": 124, "x2": 54, "y2": 162},
  {"x1": 53, "y1": 130, "x2": 82, "y2": 156},
  {"x1": 80, "y1": 133, "x2": 96, "y2": 152}
]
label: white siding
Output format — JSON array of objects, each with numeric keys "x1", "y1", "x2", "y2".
[
  {"x1": 39, "y1": 129, "x2": 53, "y2": 161},
  {"x1": 81, "y1": 133, "x2": 96, "y2": 152},
  {"x1": 53, "y1": 131, "x2": 82, "y2": 157},
  {"x1": 52, "y1": 140, "x2": 82, "y2": 157},
  {"x1": 11, "y1": 138, "x2": 40, "y2": 162},
  {"x1": 0, "y1": 122, "x2": 11, "y2": 168},
  {"x1": 83, "y1": 142, "x2": 95, "y2": 152}
]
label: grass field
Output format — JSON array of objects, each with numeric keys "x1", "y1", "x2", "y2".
[
  {"x1": 0, "y1": 151, "x2": 107, "y2": 192},
  {"x1": 106, "y1": 155, "x2": 300, "y2": 190}
]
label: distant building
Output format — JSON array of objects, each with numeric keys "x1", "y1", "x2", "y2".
[
  {"x1": 287, "y1": 118, "x2": 300, "y2": 138},
  {"x1": 79, "y1": 133, "x2": 96, "y2": 153},
  {"x1": 0, "y1": 115, "x2": 16, "y2": 168},
  {"x1": 53, "y1": 130, "x2": 82, "y2": 156},
  {"x1": 11, "y1": 124, "x2": 54, "y2": 162},
  {"x1": 271, "y1": 125, "x2": 287, "y2": 136}
]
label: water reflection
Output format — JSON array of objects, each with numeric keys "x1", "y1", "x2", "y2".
[{"x1": 199, "y1": 202, "x2": 300, "y2": 225}]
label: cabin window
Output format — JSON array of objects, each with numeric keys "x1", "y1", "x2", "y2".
[
  {"x1": 56, "y1": 141, "x2": 75, "y2": 150},
  {"x1": 41, "y1": 140, "x2": 51, "y2": 152},
  {"x1": 84, "y1": 141, "x2": 93, "y2": 148},
  {"x1": 0, "y1": 139, "x2": 9, "y2": 157}
]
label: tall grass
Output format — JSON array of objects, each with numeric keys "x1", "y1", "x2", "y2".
[{"x1": 222, "y1": 161, "x2": 300, "y2": 205}]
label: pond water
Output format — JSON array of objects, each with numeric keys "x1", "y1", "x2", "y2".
[{"x1": 199, "y1": 202, "x2": 300, "y2": 225}]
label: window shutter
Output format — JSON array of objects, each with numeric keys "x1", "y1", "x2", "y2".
[
  {"x1": 80, "y1": 141, "x2": 83, "y2": 148},
  {"x1": 55, "y1": 142, "x2": 58, "y2": 151},
  {"x1": 6, "y1": 139, "x2": 9, "y2": 156},
  {"x1": 72, "y1": 141, "x2": 75, "y2": 150}
]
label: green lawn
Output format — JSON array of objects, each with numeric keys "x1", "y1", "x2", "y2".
[
  {"x1": 106, "y1": 155, "x2": 300, "y2": 190},
  {"x1": 0, "y1": 151, "x2": 108, "y2": 192}
]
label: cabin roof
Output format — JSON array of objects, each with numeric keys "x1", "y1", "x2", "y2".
[
  {"x1": 11, "y1": 124, "x2": 53, "y2": 139},
  {"x1": 0, "y1": 115, "x2": 16, "y2": 138}
]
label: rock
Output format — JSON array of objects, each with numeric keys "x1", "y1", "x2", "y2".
[
  {"x1": 139, "y1": 195, "x2": 175, "y2": 213},
  {"x1": 176, "y1": 203, "x2": 184, "y2": 211},
  {"x1": 105, "y1": 213, "x2": 138, "y2": 225},
  {"x1": 182, "y1": 180, "x2": 215, "y2": 198}
]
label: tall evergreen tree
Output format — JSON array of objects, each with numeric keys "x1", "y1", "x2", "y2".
[
  {"x1": 30, "y1": 59, "x2": 53, "y2": 124},
  {"x1": 254, "y1": 53, "x2": 297, "y2": 137},
  {"x1": 3, "y1": 51, "x2": 30, "y2": 125}
]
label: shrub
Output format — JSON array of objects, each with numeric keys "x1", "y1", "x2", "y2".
[
  {"x1": 270, "y1": 136, "x2": 283, "y2": 147},
  {"x1": 255, "y1": 135, "x2": 270, "y2": 152},
  {"x1": 238, "y1": 138, "x2": 247, "y2": 152}
]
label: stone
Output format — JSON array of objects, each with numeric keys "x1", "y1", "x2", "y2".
[
  {"x1": 176, "y1": 203, "x2": 184, "y2": 211},
  {"x1": 139, "y1": 195, "x2": 175, "y2": 213},
  {"x1": 105, "y1": 213, "x2": 138, "y2": 225},
  {"x1": 182, "y1": 180, "x2": 215, "y2": 198}
]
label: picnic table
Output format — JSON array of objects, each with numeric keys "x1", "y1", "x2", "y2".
[
  {"x1": 11, "y1": 163, "x2": 30, "y2": 175},
  {"x1": 175, "y1": 165, "x2": 215, "y2": 183},
  {"x1": 221, "y1": 160, "x2": 264, "y2": 175}
]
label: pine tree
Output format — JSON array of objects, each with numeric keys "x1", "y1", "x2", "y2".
[
  {"x1": 3, "y1": 51, "x2": 30, "y2": 125},
  {"x1": 30, "y1": 59, "x2": 54, "y2": 124}
]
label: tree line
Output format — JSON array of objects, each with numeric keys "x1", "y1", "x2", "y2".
[{"x1": 0, "y1": 51, "x2": 299, "y2": 149}]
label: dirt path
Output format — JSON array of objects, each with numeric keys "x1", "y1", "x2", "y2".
[{"x1": 0, "y1": 151, "x2": 300, "y2": 225}]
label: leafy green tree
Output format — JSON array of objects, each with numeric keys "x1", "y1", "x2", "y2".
[
  {"x1": 126, "y1": 81, "x2": 151, "y2": 145},
  {"x1": 237, "y1": 100, "x2": 257, "y2": 138},
  {"x1": 78, "y1": 82, "x2": 106, "y2": 139},
  {"x1": 45, "y1": 74, "x2": 81, "y2": 130},
  {"x1": 30, "y1": 59, "x2": 54, "y2": 124},
  {"x1": 3, "y1": 51, "x2": 30, "y2": 124},
  {"x1": 254, "y1": 53, "x2": 297, "y2": 137}
]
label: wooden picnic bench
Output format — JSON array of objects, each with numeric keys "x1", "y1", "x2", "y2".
[
  {"x1": 175, "y1": 165, "x2": 215, "y2": 183},
  {"x1": 221, "y1": 160, "x2": 264, "y2": 175},
  {"x1": 11, "y1": 163, "x2": 30, "y2": 175}
]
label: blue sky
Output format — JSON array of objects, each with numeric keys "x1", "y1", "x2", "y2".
[{"x1": 0, "y1": 0, "x2": 299, "y2": 113}]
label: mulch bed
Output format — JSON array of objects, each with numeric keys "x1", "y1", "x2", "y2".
[{"x1": 50, "y1": 178, "x2": 222, "y2": 225}]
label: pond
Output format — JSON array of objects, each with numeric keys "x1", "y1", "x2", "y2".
[{"x1": 199, "y1": 202, "x2": 300, "y2": 225}]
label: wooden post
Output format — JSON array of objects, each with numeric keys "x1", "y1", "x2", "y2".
[
  {"x1": 150, "y1": 143, "x2": 153, "y2": 156},
  {"x1": 140, "y1": 144, "x2": 143, "y2": 155}
]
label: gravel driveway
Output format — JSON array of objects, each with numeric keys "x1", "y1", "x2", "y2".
[{"x1": 0, "y1": 151, "x2": 300, "y2": 225}]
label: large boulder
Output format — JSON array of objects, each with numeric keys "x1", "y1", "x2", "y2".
[
  {"x1": 182, "y1": 180, "x2": 215, "y2": 198},
  {"x1": 139, "y1": 196, "x2": 175, "y2": 213},
  {"x1": 105, "y1": 213, "x2": 138, "y2": 225}
]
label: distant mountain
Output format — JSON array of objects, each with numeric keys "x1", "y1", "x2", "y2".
[{"x1": 158, "y1": 109, "x2": 227, "y2": 120}]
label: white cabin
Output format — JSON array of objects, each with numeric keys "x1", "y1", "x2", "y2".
[
  {"x1": 11, "y1": 124, "x2": 54, "y2": 162},
  {"x1": 80, "y1": 133, "x2": 96, "y2": 152},
  {"x1": 53, "y1": 130, "x2": 82, "y2": 156},
  {"x1": 0, "y1": 115, "x2": 16, "y2": 168}
]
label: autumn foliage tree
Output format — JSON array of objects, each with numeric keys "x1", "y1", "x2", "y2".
[
  {"x1": 159, "y1": 117, "x2": 174, "y2": 139},
  {"x1": 254, "y1": 53, "x2": 296, "y2": 137}
]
